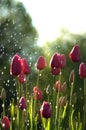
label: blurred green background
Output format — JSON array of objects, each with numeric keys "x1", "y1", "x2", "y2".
[{"x1": 0, "y1": 0, "x2": 86, "y2": 120}]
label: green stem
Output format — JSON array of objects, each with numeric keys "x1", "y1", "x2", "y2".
[
  {"x1": 83, "y1": 78, "x2": 86, "y2": 129},
  {"x1": 3, "y1": 100, "x2": 5, "y2": 116},
  {"x1": 55, "y1": 72, "x2": 62, "y2": 129},
  {"x1": 36, "y1": 70, "x2": 40, "y2": 88},
  {"x1": 69, "y1": 82, "x2": 74, "y2": 105}
]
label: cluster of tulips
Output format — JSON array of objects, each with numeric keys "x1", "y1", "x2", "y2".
[{"x1": 1, "y1": 44, "x2": 86, "y2": 130}]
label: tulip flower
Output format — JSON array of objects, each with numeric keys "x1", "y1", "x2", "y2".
[
  {"x1": 60, "y1": 54, "x2": 66, "y2": 69},
  {"x1": 69, "y1": 70, "x2": 75, "y2": 83},
  {"x1": 1, "y1": 88, "x2": 6, "y2": 100},
  {"x1": 2, "y1": 116, "x2": 10, "y2": 130},
  {"x1": 18, "y1": 72, "x2": 26, "y2": 84},
  {"x1": 20, "y1": 58, "x2": 30, "y2": 74},
  {"x1": 50, "y1": 53, "x2": 62, "y2": 68},
  {"x1": 55, "y1": 80, "x2": 62, "y2": 92},
  {"x1": 40, "y1": 101, "x2": 52, "y2": 118},
  {"x1": 10, "y1": 54, "x2": 21, "y2": 76},
  {"x1": 51, "y1": 67, "x2": 61, "y2": 75},
  {"x1": 61, "y1": 82, "x2": 67, "y2": 93},
  {"x1": 58, "y1": 96, "x2": 67, "y2": 107},
  {"x1": 79, "y1": 62, "x2": 86, "y2": 78},
  {"x1": 69, "y1": 44, "x2": 81, "y2": 62},
  {"x1": 36, "y1": 56, "x2": 47, "y2": 70},
  {"x1": 33, "y1": 86, "x2": 43, "y2": 100},
  {"x1": 19, "y1": 96, "x2": 27, "y2": 110}
]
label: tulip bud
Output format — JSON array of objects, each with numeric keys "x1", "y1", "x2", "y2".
[
  {"x1": 69, "y1": 44, "x2": 81, "y2": 62},
  {"x1": 1, "y1": 116, "x2": 10, "y2": 130},
  {"x1": 33, "y1": 86, "x2": 43, "y2": 100},
  {"x1": 58, "y1": 96, "x2": 67, "y2": 107},
  {"x1": 50, "y1": 53, "x2": 62, "y2": 68},
  {"x1": 51, "y1": 67, "x2": 61, "y2": 75},
  {"x1": 20, "y1": 58, "x2": 30, "y2": 74},
  {"x1": 40, "y1": 101, "x2": 52, "y2": 118},
  {"x1": 36, "y1": 56, "x2": 47, "y2": 70},
  {"x1": 60, "y1": 54, "x2": 66, "y2": 69},
  {"x1": 18, "y1": 72, "x2": 26, "y2": 84},
  {"x1": 72, "y1": 93, "x2": 77, "y2": 104},
  {"x1": 79, "y1": 62, "x2": 86, "y2": 78},
  {"x1": 61, "y1": 82, "x2": 67, "y2": 93},
  {"x1": 69, "y1": 70, "x2": 75, "y2": 83},
  {"x1": 19, "y1": 97, "x2": 27, "y2": 110},
  {"x1": 10, "y1": 54, "x2": 21, "y2": 76},
  {"x1": 1, "y1": 88, "x2": 6, "y2": 100},
  {"x1": 55, "y1": 80, "x2": 62, "y2": 92}
]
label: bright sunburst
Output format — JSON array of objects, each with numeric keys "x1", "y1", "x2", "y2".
[{"x1": 18, "y1": 0, "x2": 86, "y2": 46}]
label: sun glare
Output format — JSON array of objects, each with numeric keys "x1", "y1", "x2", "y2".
[{"x1": 18, "y1": 0, "x2": 86, "y2": 46}]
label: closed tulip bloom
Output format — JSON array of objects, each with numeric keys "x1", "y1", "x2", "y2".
[
  {"x1": 19, "y1": 97, "x2": 27, "y2": 110},
  {"x1": 10, "y1": 54, "x2": 21, "y2": 76},
  {"x1": 1, "y1": 88, "x2": 6, "y2": 100},
  {"x1": 69, "y1": 44, "x2": 81, "y2": 62},
  {"x1": 2, "y1": 116, "x2": 10, "y2": 130},
  {"x1": 69, "y1": 70, "x2": 75, "y2": 83},
  {"x1": 20, "y1": 58, "x2": 30, "y2": 74},
  {"x1": 61, "y1": 82, "x2": 67, "y2": 93},
  {"x1": 79, "y1": 62, "x2": 86, "y2": 78},
  {"x1": 60, "y1": 54, "x2": 66, "y2": 68},
  {"x1": 58, "y1": 96, "x2": 67, "y2": 107},
  {"x1": 18, "y1": 72, "x2": 26, "y2": 84},
  {"x1": 33, "y1": 86, "x2": 43, "y2": 100},
  {"x1": 40, "y1": 101, "x2": 52, "y2": 118},
  {"x1": 50, "y1": 53, "x2": 62, "y2": 68},
  {"x1": 55, "y1": 80, "x2": 62, "y2": 92},
  {"x1": 36, "y1": 56, "x2": 47, "y2": 70},
  {"x1": 51, "y1": 67, "x2": 61, "y2": 75}
]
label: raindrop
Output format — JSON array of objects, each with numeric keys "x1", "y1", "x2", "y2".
[
  {"x1": 81, "y1": 97, "x2": 83, "y2": 99},
  {"x1": 7, "y1": 80, "x2": 9, "y2": 83},
  {"x1": 55, "y1": 106, "x2": 57, "y2": 109},
  {"x1": 1, "y1": 72, "x2": 4, "y2": 75},
  {"x1": 39, "y1": 73, "x2": 42, "y2": 76},
  {"x1": 4, "y1": 66, "x2": 6, "y2": 70},
  {"x1": 13, "y1": 117, "x2": 15, "y2": 121},
  {"x1": 2, "y1": 104, "x2": 4, "y2": 108},
  {"x1": 79, "y1": 88, "x2": 82, "y2": 91}
]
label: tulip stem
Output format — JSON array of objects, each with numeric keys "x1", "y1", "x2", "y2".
[
  {"x1": 36, "y1": 70, "x2": 40, "y2": 88},
  {"x1": 3, "y1": 100, "x2": 5, "y2": 116},
  {"x1": 55, "y1": 72, "x2": 62, "y2": 128},
  {"x1": 83, "y1": 78, "x2": 86, "y2": 129},
  {"x1": 69, "y1": 82, "x2": 74, "y2": 106}
]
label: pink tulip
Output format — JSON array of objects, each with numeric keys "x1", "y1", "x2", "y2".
[
  {"x1": 2, "y1": 116, "x2": 10, "y2": 130},
  {"x1": 50, "y1": 53, "x2": 62, "y2": 68},
  {"x1": 51, "y1": 67, "x2": 61, "y2": 75},
  {"x1": 40, "y1": 101, "x2": 52, "y2": 118},
  {"x1": 55, "y1": 80, "x2": 62, "y2": 92},
  {"x1": 10, "y1": 54, "x2": 21, "y2": 76},
  {"x1": 69, "y1": 44, "x2": 81, "y2": 62},
  {"x1": 60, "y1": 54, "x2": 66, "y2": 68},
  {"x1": 20, "y1": 58, "x2": 30, "y2": 74},
  {"x1": 18, "y1": 72, "x2": 26, "y2": 83},
  {"x1": 36, "y1": 56, "x2": 47, "y2": 70},
  {"x1": 19, "y1": 97, "x2": 27, "y2": 110},
  {"x1": 79, "y1": 62, "x2": 86, "y2": 78},
  {"x1": 33, "y1": 86, "x2": 43, "y2": 100}
]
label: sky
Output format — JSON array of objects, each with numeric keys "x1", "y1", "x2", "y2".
[{"x1": 18, "y1": 0, "x2": 86, "y2": 46}]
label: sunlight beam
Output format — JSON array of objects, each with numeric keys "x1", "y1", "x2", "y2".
[{"x1": 18, "y1": 0, "x2": 86, "y2": 46}]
